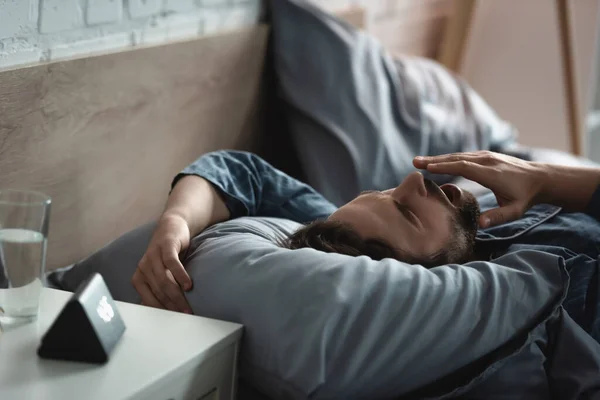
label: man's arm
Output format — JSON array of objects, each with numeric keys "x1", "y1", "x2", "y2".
[
  {"x1": 538, "y1": 164, "x2": 600, "y2": 217},
  {"x1": 172, "y1": 150, "x2": 337, "y2": 226},
  {"x1": 132, "y1": 150, "x2": 336, "y2": 312},
  {"x1": 131, "y1": 176, "x2": 229, "y2": 314},
  {"x1": 163, "y1": 175, "x2": 231, "y2": 239}
]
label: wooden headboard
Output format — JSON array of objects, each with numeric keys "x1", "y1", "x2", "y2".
[{"x1": 0, "y1": 26, "x2": 269, "y2": 270}]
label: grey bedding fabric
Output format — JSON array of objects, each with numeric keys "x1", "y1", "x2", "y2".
[
  {"x1": 270, "y1": 0, "x2": 517, "y2": 206},
  {"x1": 49, "y1": 217, "x2": 570, "y2": 399}
]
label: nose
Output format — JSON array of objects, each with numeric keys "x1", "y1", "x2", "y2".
[
  {"x1": 440, "y1": 183, "x2": 463, "y2": 207},
  {"x1": 391, "y1": 171, "x2": 427, "y2": 201}
]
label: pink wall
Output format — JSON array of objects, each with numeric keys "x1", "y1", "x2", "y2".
[
  {"x1": 316, "y1": 0, "x2": 453, "y2": 58},
  {"x1": 460, "y1": 0, "x2": 599, "y2": 153}
]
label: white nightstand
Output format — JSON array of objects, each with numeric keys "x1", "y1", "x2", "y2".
[{"x1": 0, "y1": 288, "x2": 243, "y2": 400}]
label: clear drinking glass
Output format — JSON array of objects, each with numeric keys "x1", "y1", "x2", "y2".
[{"x1": 0, "y1": 190, "x2": 51, "y2": 329}]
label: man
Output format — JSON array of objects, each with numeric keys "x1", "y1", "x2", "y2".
[{"x1": 131, "y1": 149, "x2": 599, "y2": 344}]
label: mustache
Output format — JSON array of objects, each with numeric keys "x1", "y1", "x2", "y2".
[{"x1": 423, "y1": 178, "x2": 438, "y2": 194}]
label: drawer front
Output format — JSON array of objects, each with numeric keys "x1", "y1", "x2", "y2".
[{"x1": 135, "y1": 342, "x2": 239, "y2": 400}]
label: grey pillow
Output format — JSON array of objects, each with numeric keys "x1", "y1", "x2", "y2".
[
  {"x1": 52, "y1": 217, "x2": 567, "y2": 399},
  {"x1": 270, "y1": 0, "x2": 517, "y2": 205},
  {"x1": 48, "y1": 222, "x2": 156, "y2": 304}
]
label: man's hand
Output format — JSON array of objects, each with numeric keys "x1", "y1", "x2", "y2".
[
  {"x1": 132, "y1": 213, "x2": 193, "y2": 313},
  {"x1": 131, "y1": 174, "x2": 231, "y2": 313},
  {"x1": 413, "y1": 151, "x2": 546, "y2": 228}
]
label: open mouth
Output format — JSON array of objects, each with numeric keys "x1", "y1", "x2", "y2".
[
  {"x1": 424, "y1": 179, "x2": 461, "y2": 207},
  {"x1": 440, "y1": 185, "x2": 455, "y2": 203},
  {"x1": 424, "y1": 178, "x2": 449, "y2": 202},
  {"x1": 441, "y1": 184, "x2": 464, "y2": 207}
]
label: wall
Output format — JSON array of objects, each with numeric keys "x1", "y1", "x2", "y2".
[
  {"x1": 0, "y1": 0, "x2": 263, "y2": 70},
  {"x1": 0, "y1": 0, "x2": 452, "y2": 71},
  {"x1": 460, "y1": 0, "x2": 599, "y2": 153},
  {"x1": 318, "y1": 0, "x2": 453, "y2": 59}
]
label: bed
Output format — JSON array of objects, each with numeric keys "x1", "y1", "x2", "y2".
[{"x1": 0, "y1": 1, "x2": 597, "y2": 399}]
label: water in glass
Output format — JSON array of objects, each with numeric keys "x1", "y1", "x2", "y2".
[{"x1": 0, "y1": 190, "x2": 51, "y2": 329}]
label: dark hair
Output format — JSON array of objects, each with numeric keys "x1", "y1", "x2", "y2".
[{"x1": 281, "y1": 219, "x2": 469, "y2": 268}]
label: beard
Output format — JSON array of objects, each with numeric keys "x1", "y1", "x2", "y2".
[
  {"x1": 423, "y1": 178, "x2": 481, "y2": 263},
  {"x1": 423, "y1": 178, "x2": 481, "y2": 238},
  {"x1": 456, "y1": 190, "x2": 480, "y2": 250}
]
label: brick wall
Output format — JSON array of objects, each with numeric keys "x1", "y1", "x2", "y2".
[
  {"x1": 0, "y1": 0, "x2": 451, "y2": 70},
  {"x1": 0, "y1": 0, "x2": 263, "y2": 69}
]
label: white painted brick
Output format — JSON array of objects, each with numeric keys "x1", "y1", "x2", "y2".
[
  {"x1": 199, "y1": 0, "x2": 229, "y2": 5},
  {"x1": 202, "y1": 10, "x2": 222, "y2": 35},
  {"x1": 130, "y1": 29, "x2": 142, "y2": 45},
  {"x1": 86, "y1": 0, "x2": 123, "y2": 25},
  {"x1": 139, "y1": 11, "x2": 203, "y2": 44},
  {"x1": 0, "y1": 0, "x2": 39, "y2": 39},
  {"x1": 203, "y1": 3, "x2": 258, "y2": 35},
  {"x1": 0, "y1": 47, "x2": 42, "y2": 70},
  {"x1": 1, "y1": 0, "x2": 268, "y2": 70},
  {"x1": 221, "y1": 4, "x2": 259, "y2": 30},
  {"x1": 39, "y1": 0, "x2": 84, "y2": 33},
  {"x1": 127, "y1": 0, "x2": 161, "y2": 19},
  {"x1": 49, "y1": 31, "x2": 130, "y2": 60},
  {"x1": 165, "y1": 20, "x2": 201, "y2": 40},
  {"x1": 220, "y1": 7, "x2": 248, "y2": 30},
  {"x1": 138, "y1": 25, "x2": 167, "y2": 45},
  {"x1": 163, "y1": 0, "x2": 196, "y2": 12}
]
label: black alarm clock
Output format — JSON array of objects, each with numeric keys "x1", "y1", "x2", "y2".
[{"x1": 38, "y1": 273, "x2": 126, "y2": 364}]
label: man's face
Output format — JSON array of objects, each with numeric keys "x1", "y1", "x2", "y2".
[{"x1": 328, "y1": 171, "x2": 480, "y2": 263}]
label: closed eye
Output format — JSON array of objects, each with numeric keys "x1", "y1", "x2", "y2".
[
  {"x1": 359, "y1": 190, "x2": 380, "y2": 196},
  {"x1": 394, "y1": 201, "x2": 418, "y2": 226},
  {"x1": 358, "y1": 190, "x2": 420, "y2": 227}
]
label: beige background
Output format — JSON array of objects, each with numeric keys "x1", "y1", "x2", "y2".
[
  {"x1": 461, "y1": 0, "x2": 599, "y2": 153},
  {"x1": 320, "y1": 0, "x2": 453, "y2": 59}
]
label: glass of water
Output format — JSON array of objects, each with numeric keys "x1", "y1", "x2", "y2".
[{"x1": 0, "y1": 190, "x2": 51, "y2": 329}]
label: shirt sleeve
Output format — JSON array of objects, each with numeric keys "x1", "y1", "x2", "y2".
[
  {"x1": 171, "y1": 150, "x2": 337, "y2": 223},
  {"x1": 584, "y1": 184, "x2": 600, "y2": 221}
]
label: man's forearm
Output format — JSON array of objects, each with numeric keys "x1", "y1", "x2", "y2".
[
  {"x1": 537, "y1": 163, "x2": 600, "y2": 212},
  {"x1": 173, "y1": 151, "x2": 337, "y2": 224},
  {"x1": 162, "y1": 175, "x2": 230, "y2": 237}
]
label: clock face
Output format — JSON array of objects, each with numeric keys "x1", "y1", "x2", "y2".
[
  {"x1": 96, "y1": 296, "x2": 114, "y2": 323},
  {"x1": 38, "y1": 273, "x2": 125, "y2": 364}
]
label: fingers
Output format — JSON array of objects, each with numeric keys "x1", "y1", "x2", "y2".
[
  {"x1": 479, "y1": 203, "x2": 525, "y2": 228},
  {"x1": 132, "y1": 252, "x2": 192, "y2": 314},
  {"x1": 163, "y1": 247, "x2": 193, "y2": 291},
  {"x1": 131, "y1": 271, "x2": 163, "y2": 309},
  {"x1": 163, "y1": 269, "x2": 193, "y2": 314},
  {"x1": 413, "y1": 151, "x2": 494, "y2": 169},
  {"x1": 421, "y1": 160, "x2": 488, "y2": 183},
  {"x1": 141, "y1": 260, "x2": 177, "y2": 311},
  {"x1": 149, "y1": 254, "x2": 192, "y2": 314}
]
